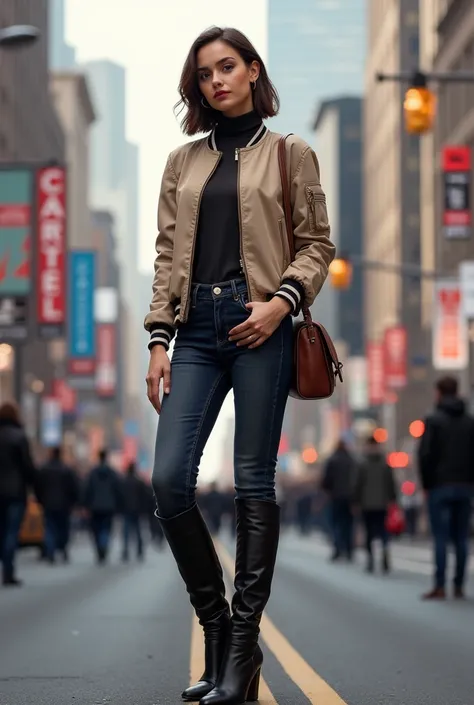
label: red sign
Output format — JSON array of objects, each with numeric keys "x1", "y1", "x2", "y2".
[
  {"x1": 433, "y1": 281, "x2": 468, "y2": 370},
  {"x1": 0, "y1": 205, "x2": 30, "y2": 227},
  {"x1": 367, "y1": 342, "x2": 385, "y2": 406},
  {"x1": 442, "y1": 146, "x2": 471, "y2": 238},
  {"x1": 96, "y1": 324, "x2": 116, "y2": 397},
  {"x1": 37, "y1": 167, "x2": 66, "y2": 332},
  {"x1": 52, "y1": 378, "x2": 77, "y2": 414},
  {"x1": 383, "y1": 326, "x2": 407, "y2": 389},
  {"x1": 69, "y1": 358, "x2": 95, "y2": 375}
]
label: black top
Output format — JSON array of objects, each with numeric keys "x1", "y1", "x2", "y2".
[{"x1": 192, "y1": 110, "x2": 266, "y2": 284}]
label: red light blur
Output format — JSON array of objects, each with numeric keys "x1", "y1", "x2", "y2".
[
  {"x1": 387, "y1": 451, "x2": 409, "y2": 468},
  {"x1": 401, "y1": 480, "x2": 416, "y2": 496},
  {"x1": 409, "y1": 420, "x2": 425, "y2": 438}
]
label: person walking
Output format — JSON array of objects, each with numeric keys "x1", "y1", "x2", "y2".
[
  {"x1": 0, "y1": 401, "x2": 37, "y2": 586},
  {"x1": 322, "y1": 439, "x2": 357, "y2": 561},
  {"x1": 38, "y1": 446, "x2": 79, "y2": 564},
  {"x1": 354, "y1": 436, "x2": 397, "y2": 574},
  {"x1": 418, "y1": 376, "x2": 474, "y2": 600},
  {"x1": 83, "y1": 449, "x2": 122, "y2": 564},
  {"x1": 121, "y1": 462, "x2": 148, "y2": 562},
  {"x1": 144, "y1": 26, "x2": 334, "y2": 705}
]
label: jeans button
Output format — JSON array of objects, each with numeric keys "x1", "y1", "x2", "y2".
[{"x1": 213, "y1": 286, "x2": 222, "y2": 295}]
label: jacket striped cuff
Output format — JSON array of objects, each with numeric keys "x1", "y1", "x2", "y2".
[
  {"x1": 148, "y1": 326, "x2": 174, "y2": 351},
  {"x1": 274, "y1": 279, "x2": 305, "y2": 316}
]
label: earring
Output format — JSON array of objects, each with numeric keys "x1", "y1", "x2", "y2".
[
  {"x1": 201, "y1": 97, "x2": 211, "y2": 109},
  {"x1": 252, "y1": 79, "x2": 257, "y2": 91}
]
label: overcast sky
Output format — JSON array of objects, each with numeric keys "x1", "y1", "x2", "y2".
[{"x1": 66, "y1": 0, "x2": 268, "y2": 480}]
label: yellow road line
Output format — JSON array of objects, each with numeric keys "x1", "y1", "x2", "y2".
[{"x1": 215, "y1": 539, "x2": 348, "y2": 705}]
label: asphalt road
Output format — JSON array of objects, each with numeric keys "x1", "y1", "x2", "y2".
[{"x1": 1, "y1": 530, "x2": 473, "y2": 705}]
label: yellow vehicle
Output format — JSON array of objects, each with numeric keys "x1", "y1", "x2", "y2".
[{"x1": 18, "y1": 495, "x2": 45, "y2": 555}]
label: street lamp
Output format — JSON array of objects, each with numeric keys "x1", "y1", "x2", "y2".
[{"x1": 0, "y1": 25, "x2": 40, "y2": 49}]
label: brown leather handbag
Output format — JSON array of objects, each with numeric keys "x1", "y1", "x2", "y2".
[{"x1": 278, "y1": 135, "x2": 343, "y2": 400}]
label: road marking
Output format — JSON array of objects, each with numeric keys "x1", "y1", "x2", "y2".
[{"x1": 216, "y1": 539, "x2": 348, "y2": 705}]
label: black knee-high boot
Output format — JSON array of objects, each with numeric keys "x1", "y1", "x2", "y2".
[
  {"x1": 158, "y1": 504, "x2": 230, "y2": 701},
  {"x1": 200, "y1": 499, "x2": 280, "y2": 705}
]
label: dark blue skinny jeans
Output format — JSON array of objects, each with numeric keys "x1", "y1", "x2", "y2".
[{"x1": 152, "y1": 278, "x2": 293, "y2": 519}]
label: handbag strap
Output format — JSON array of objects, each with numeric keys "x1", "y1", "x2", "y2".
[{"x1": 278, "y1": 135, "x2": 312, "y2": 326}]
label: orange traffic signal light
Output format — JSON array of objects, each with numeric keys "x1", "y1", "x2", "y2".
[
  {"x1": 329, "y1": 258, "x2": 353, "y2": 290},
  {"x1": 404, "y1": 86, "x2": 436, "y2": 134}
]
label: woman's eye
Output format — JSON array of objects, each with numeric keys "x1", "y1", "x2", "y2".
[
  {"x1": 223, "y1": 65, "x2": 234, "y2": 72},
  {"x1": 199, "y1": 73, "x2": 210, "y2": 81}
]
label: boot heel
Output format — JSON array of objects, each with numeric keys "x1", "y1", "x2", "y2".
[{"x1": 246, "y1": 669, "x2": 261, "y2": 702}]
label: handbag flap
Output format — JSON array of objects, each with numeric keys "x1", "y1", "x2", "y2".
[{"x1": 313, "y1": 322, "x2": 344, "y2": 382}]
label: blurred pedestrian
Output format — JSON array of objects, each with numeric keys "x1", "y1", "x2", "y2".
[
  {"x1": 0, "y1": 401, "x2": 37, "y2": 586},
  {"x1": 144, "y1": 26, "x2": 334, "y2": 703},
  {"x1": 354, "y1": 436, "x2": 397, "y2": 574},
  {"x1": 418, "y1": 376, "x2": 474, "y2": 600},
  {"x1": 121, "y1": 461, "x2": 148, "y2": 562},
  {"x1": 201, "y1": 482, "x2": 225, "y2": 536},
  {"x1": 38, "y1": 446, "x2": 79, "y2": 564},
  {"x1": 83, "y1": 449, "x2": 122, "y2": 564},
  {"x1": 322, "y1": 439, "x2": 357, "y2": 561}
]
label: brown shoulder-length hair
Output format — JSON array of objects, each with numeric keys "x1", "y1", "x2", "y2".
[{"x1": 175, "y1": 26, "x2": 280, "y2": 136}]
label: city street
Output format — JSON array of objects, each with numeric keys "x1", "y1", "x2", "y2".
[{"x1": 1, "y1": 531, "x2": 472, "y2": 705}]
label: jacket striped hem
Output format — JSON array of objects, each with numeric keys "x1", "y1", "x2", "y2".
[
  {"x1": 274, "y1": 279, "x2": 305, "y2": 316},
  {"x1": 148, "y1": 326, "x2": 174, "y2": 352}
]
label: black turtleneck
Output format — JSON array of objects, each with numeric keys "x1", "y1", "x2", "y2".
[{"x1": 192, "y1": 110, "x2": 266, "y2": 285}]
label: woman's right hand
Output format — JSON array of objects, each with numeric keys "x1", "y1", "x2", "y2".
[{"x1": 146, "y1": 346, "x2": 171, "y2": 414}]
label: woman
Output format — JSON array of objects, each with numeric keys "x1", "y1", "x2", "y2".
[
  {"x1": 145, "y1": 26, "x2": 334, "y2": 704},
  {"x1": 0, "y1": 401, "x2": 37, "y2": 586}
]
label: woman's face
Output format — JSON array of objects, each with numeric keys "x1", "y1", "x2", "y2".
[{"x1": 197, "y1": 40, "x2": 259, "y2": 118}]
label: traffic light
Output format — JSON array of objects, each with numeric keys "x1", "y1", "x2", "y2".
[
  {"x1": 328, "y1": 257, "x2": 353, "y2": 290},
  {"x1": 404, "y1": 85, "x2": 436, "y2": 134}
]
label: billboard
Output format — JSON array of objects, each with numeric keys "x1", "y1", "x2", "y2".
[
  {"x1": 346, "y1": 356, "x2": 368, "y2": 411},
  {"x1": 442, "y1": 146, "x2": 471, "y2": 240},
  {"x1": 367, "y1": 342, "x2": 385, "y2": 406},
  {"x1": 432, "y1": 280, "x2": 468, "y2": 370},
  {"x1": 68, "y1": 251, "x2": 96, "y2": 377},
  {"x1": 383, "y1": 326, "x2": 408, "y2": 389},
  {"x1": 0, "y1": 168, "x2": 33, "y2": 341},
  {"x1": 37, "y1": 166, "x2": 67, "y2": 338},
  {"x1": 96, "y1": 323, "x2": 117, "y2": 397}
]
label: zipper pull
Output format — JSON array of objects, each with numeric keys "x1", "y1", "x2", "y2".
[{"x1": 235, "y1": 148, "x2": 239, "y2": 161}]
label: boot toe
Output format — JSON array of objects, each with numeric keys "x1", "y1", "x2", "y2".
[{"x1": 182, "y1": 680, "x2": 214, "y2": 701}]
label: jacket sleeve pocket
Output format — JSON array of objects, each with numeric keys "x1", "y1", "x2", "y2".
[{"x1": 305, "y1": 183, "x2": 329, "y2": 233}]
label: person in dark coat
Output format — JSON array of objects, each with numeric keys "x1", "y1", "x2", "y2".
[
  {"x1": 418, "y1": 376, "x2": 474, "y2": 600},
  {"x1": 121, "y1": 462, "x2": 149, "y2": 561},
  {"x1": 0, "y1": 401, "x2": 37, "y2": 586},
  {"x1": 354, "y1": 435, "x2": 397, "y2": 574},
  {"x1": 322, "y1": 439, "x2": 357, "y2": 561},
  {"x1": 38, "y1": 446, "x2": 79, "y2": 564},
  {"x1": 83, "y1": 449, "x2": 122, "y2": 564}
]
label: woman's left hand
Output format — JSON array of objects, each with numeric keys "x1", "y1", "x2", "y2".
[{"x1": 228, "y1": 298, "x2": 291, "y2": 349}]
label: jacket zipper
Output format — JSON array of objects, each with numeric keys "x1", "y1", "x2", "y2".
[
  {"x1": 236, "y1": 148, "x2": 250, "y2": 293},
  {"x1": 305, "y1": 185, "x2": 325, "y2": 233},
  {"x1": 183, "y1": 153, "x2": 222, "y2": 322}
]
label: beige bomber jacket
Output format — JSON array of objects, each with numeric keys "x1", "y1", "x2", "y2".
[{"x1": 144, "y1": 129, "x2": 335, "y2": 350}]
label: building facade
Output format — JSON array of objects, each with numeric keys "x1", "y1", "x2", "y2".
[
  {"x1": 48, "y1": 0, "x2": 76, "y2": 70},
  {"x1": 313, "y1": 97, "x2": 364, "y2": 356},
  {"x1": 268, "y1": 0, "x2": 366, "y2": 145},
  {"x1": 50, "y1": 72, "x2": 95, "y2": 248},
  {"x1": 0, "y1": 0, "x2": 65, "y2": 420},
  {"x1": 420, "y1": 0, "x2": 474, "y2": 398},
  {"x1": 364, "y1": 0, "x2": 428, "y2": 442}
]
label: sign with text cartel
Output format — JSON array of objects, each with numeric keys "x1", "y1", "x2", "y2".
[
  {"x1": 68, "y1": 251, "x2": 96, "y2": 376},
  {"x1": 37, "y1": 166, "x2": 67, "y2": 338},
  {"x1": 442, "y1": 146, "x2": 471, "y2": 239}
]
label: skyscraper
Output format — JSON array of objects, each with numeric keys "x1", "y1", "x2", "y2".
[
  {"x1": 268, "y1": 0, "x2": 366, "y2": 145},
  {"x1": 48, "y1": 0, "x2": 76, "y2": 70}
]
